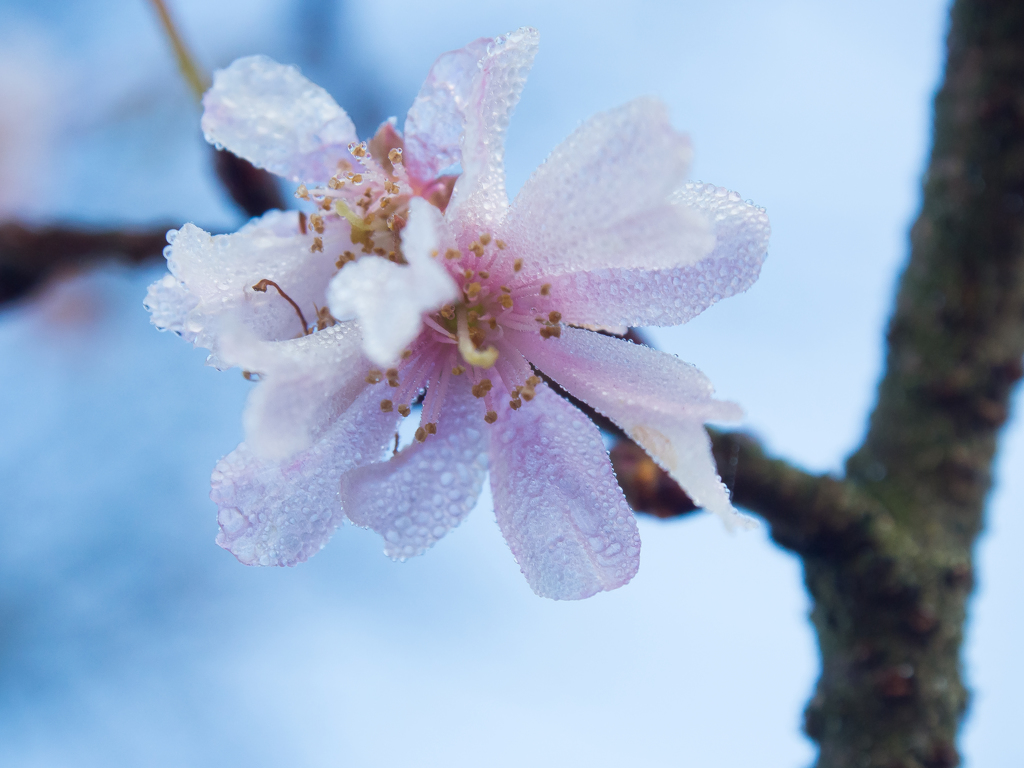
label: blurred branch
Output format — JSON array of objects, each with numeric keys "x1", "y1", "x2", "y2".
[
  {"x1": 611, "y1": 1, "x2": 1024, "y2": 765},
  {"x1": 0, "y1": 223, "x2": 169, "y2": 305}
]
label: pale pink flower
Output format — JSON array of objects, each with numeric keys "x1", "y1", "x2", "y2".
[{"x1": 146, "y1": 28, "x2": 770, "y2": 600}]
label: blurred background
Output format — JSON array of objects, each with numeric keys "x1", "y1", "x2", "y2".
[{"x1": 0, "y1": 0, "x2": 1019, "y2": 765}]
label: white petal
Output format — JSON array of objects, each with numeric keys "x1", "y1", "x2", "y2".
[
  {"x1": 144, "y1": 271, "x2": 198, "y2": 341},
  {"x1": 513, "y1": 327, "x2": 754, "y2": 529},
  {"x1": 212, "y1": 386, "x2": 400, "y2": 567},
  {"x1": 326, "y1": 199, "x2": 457, "y2": 366},
  {"x1": 216, "y1": 322, "x2": 369, "y2": 461},
  {"x1": 505, "y1": 98, "x2": 711, "y2": 282},
  {"x1": 403, "y1": 37, "x2": 492, "y2": 183},
  {"x1": 543, "y1": 184, "x2": 770, "y2": 328},
  {"x1": 341, "y1": 378, "x2": 488, "y2": 560},
  {"x1": 446, "y1": 27, "x2": 540, "y2": 230},
  {"x1": 489, "y1": 384, "x2": 641, "y2": 600},
  {"x1": 157, "y1": 210, "x2": 335, "y2": 366},
  {"x1": 202, "y1": 55, "x2": 358, "y2": 183}
]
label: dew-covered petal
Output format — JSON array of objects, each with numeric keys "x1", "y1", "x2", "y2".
[
  {"x1": 326, "y1": 199, "x2": 457, "y2": 366},
  {"x1": 504, "y1": 98, "x2": 712, "y2": 282},
  {"x1": 403, "y1": 36, "x2": 492, "y2": 185},
  {"x1": 201, "y1": 55, "x2": 358, "y2": 183},
  {"x1": 212, "y1": 386, "x2": 399, "y2": 567},
  {"x1": 446, "y1": 27, "x2": 539, "y2": 230},
  {"x1": 513, "y1": 327, "x2": 753, "y2": 529},
  {"x1": 489, "y1": 383, "x2": 640, "y2": 600},
  {"x1": 215, "y1": 322, "x2": 369, "y2": 461},
  {"x1": 156, "y1": 210, "x2": 339, "y2": 366},
  {"x1": 341, "y1": 379, "x2": 488, "y2": 560},
  {"x1": 546, "y1": 183, "x2": 770, "y2": 327},
  {"x1": 144, "y1": 272, "x2": 198, "y2": 341}
]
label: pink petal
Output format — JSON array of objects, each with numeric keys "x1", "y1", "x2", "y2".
[
  {"x1": 446, "y1": 27, "x2": 540, "y2": 230},
  {"x1": 216, "y1": 323, "x2": 370, "y2": 461},
  {"x1": 340, "y1": 379, "x2": 488, "y2": 560},
  {"x1": 504, "y1": 98, "x2": 711, "y2": 283},
  {"x1": 489, "y1": 383, "x2": 640, "y2": 600},
  {"x1": 403, "y1": 37, "x2": 492, "y2": 185},
  {"x1": 545, "y1": 183, "x2": 770, "y2": 327},
  {"x1": 201, "y1": 55, "x2": 358, "y2": 183},
  {"x1": 212, "y1": 387, "x2": 399, "y2": 567},
  {"x1": 159, "y1": 210, "x2": 338, "y2": 366},
  {"x1": 513, "y1": 327, "x2": 753, "y2": 529}
]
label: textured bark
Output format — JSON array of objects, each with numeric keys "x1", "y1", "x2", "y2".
[{"x1": 613, "y1": 1, "x2": 1024, "y2": 765}]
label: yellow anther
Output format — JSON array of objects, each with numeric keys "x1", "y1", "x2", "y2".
[
  {"x1": 501, "y1": 285, "x2": 512, "y2": 293},
  {"x1": 488, "y1": 318, "x2": 498, "y2": 330},
  {"x1": 509, "y1": 398, "x2": 522, "y2": 410},
  {"x1": 499, "y1": 294, "x2": 514, "y2": 310},
  {"x1": 484, "y1": 411, "x2": 498, "y2": 424},
  {"x1": 540, "y1": 283, "x2": 551, "y2": 296},
  {"x1": 398, "y1": 404, "x2": 411, "y2": 417},
  {"x1": 311, "y1": 237, "x2": 323, "y2": 253},
  {"x1": 374, "y1": 247, "x2": 386, "y2": 255},
  {"x1": 445, "y1": 248, "x2": 461, "y2": 260},
  {"x1": 463, "y1": 269, "x2": 473, "y2": 279},
  {"x1": 380, "y1": 197, "x2": 391, "y2": 209},
  {"x1": 415, "y1": 426, "x2": 427, "y2": 442},
  {"x1": 349, "y1": 142, "x2": 367, "y2": 157},
  {"x1": 309, "y1": 213, "x2": 324, "y2": 234},
  {"x1": 452, "y1": 365, "x2": 466, "y2": 376},
  {"x1": 328, "y1": 177, "x2": 343, "y2": 189},
  {"x1": 336, "y1": 251, "x2": 356, "y2": 268},
  {"x1": 513, "y1": 258, "x2": 523, "y2": 272},
  {"x1": 469, "y1": 242, "x2": 484, "y2": 257},
  {"x1": 425, "y1": 422, "x2": 437, "y2": 435},
  {"x1": 471, "y1": 379, "x2": 493, "y2": 398},
  {"x1": 526, "y1": 376, "x2": 541, "y2": 387},
  {"x1": 380, "y1": 399, "x2": 394, "y2": 413},
  {"x1": 540, "y1": 326, "x2": 561, "y2": 339},
  {"x1": 466, "y1": 282, "x2": 482, "y2": 299},
  {"x1": 401, "y1": 349, "x2": 412, "y2": 360},
  {"x1": 548, "y1": 311, "x2": 562, "y2": 323},
  {"x1": 440, "y1": 305, "x2": 455, "y2": 320},
  {"x1": 366, "y1": 369, "x2": 383, "y2": 384},
  {"x1": 478, "y1": 270, "x2": 489, "y2": 279},
  {"x1": 388, "y1": 148, "x2": 403, "y2": 164},
  {"x1": 351, "y1": 173, "x2": 363, "y2": 184},
  {"x1": 431, "y1": 249, "x2": 439, "y2": 258},
  {"x1": 479, "y1": 233, "x2": 492, "y2": 246},
  {"x1": 295, "y1": 184, "x2": 310, "y2": 200}
]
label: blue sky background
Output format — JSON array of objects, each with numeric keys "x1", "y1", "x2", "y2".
[{"x1": 0, "y1": 0, "x2": 1019, "y2": 765}]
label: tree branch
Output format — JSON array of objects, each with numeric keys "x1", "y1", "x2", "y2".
[
  {"x1": 612, "y1": 1, "x2": 1024, "y2": 765},
  {"x1": 0, "y1": 223, "x2": 170, "y2": 305}
]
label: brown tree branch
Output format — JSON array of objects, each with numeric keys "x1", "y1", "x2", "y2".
[
  {"x1": 613, "y1": 1, "x2": 1024, "y2": 765},
  {"x1": 0, "y1": 223, "x2": 170, "y2": 305}
]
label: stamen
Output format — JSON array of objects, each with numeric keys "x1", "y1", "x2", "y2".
[
  {"x1": 471, "y1": 379, "x2": 493, "y2": 398},
  {"x1": 388, "y1": 148, "x2": 403, "y2": 165},
  {"x1": 252, "y1": 279, "x2": 308, "y2": 336},
  {"x1": 513, "y1": 259, "x2": 523, "y2": 272},
  {"x1": 366, "y1": 369, "x2": 383, "y2": 384},
  {"x1": 295, "y1": 184, "x2": 310, "y2": 200},
  {"x1": 380, "y1": 399, "x2": 394, "y2": 413},
  {"x1": 311, "y1": 237, "x2": 323, "y2": 253},
  {"x1": 496, "y1": 239, "x2": 506, "y2": 250},
  {"x1": 548, "y1": 311, "x2": 562, "y2": 323},
  {"x1": 452, "y1": 365, "x2": 466, "y2": 376},
  {"x1": 540, "y1": 283, "x2": 551, "y2": 296},
  {"x1": 309, "y1": 213, "x2": 325, "y2": 234},
  {"x1": 397, "y1": 404, "x2": 411, "y2": 417},
  {"x1": 445, "y1": 248, "x2": 461, "y2": 260},
  {"x1": 539, "y1": 325, "x2": 562, "y2": 339},
  {"x1": 415, "y1": 426, "x2": 427, "y2": 442},
  {"x1": 425, "y1": 422, "x2": 437, "y2": 435},
  {"x1": 479, "y1": 233, "x2": 492, "y2": 246},
  {"x1": 298, "y1": 211, "x2": 307, "y2": 235},
  {"x1": 484, "y1": 411, "x2": 498, "y2": 424}
]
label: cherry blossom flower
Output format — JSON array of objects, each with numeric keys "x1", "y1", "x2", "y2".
[{"x1": 145, "y1": 27, "x2": 770, "y2": 600}]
